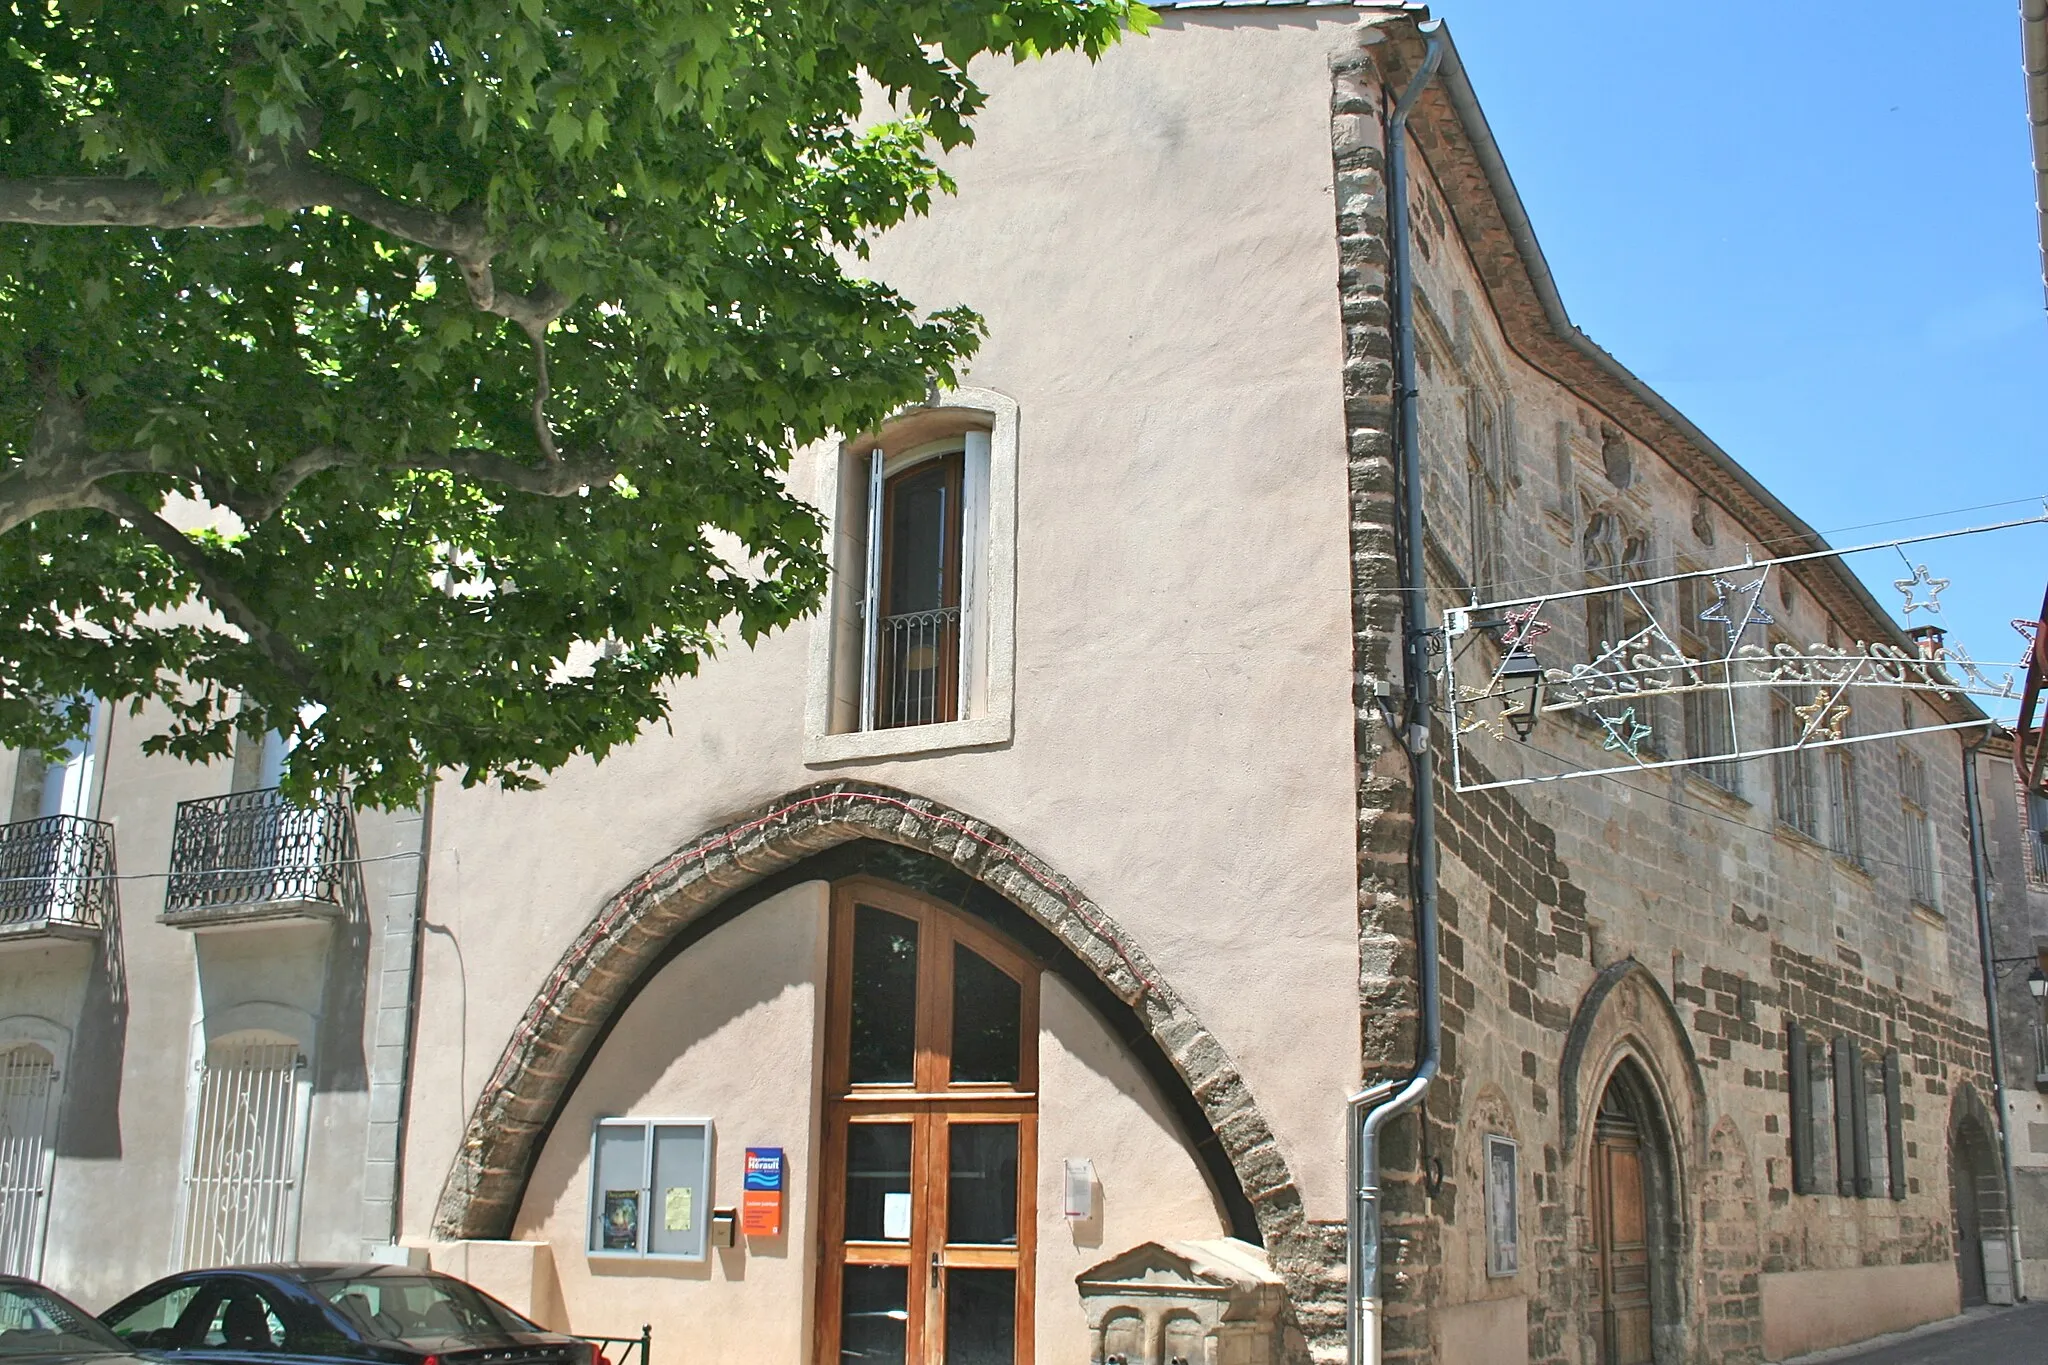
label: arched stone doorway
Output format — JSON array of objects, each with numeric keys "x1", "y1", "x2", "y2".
[
  {"x1": 1589, "y1": 1061, "x2": 1681, "y2": 1365},
  {"x1": 1948, "y1": 1088, "x2": 2005, "y2": 1308},
  {"x1": 430, "y1": 782, "x2": 1304, "y2": 1265},
  {"x1": 1559, "y1": 961, "x2": 1704, "y2": 1365}
]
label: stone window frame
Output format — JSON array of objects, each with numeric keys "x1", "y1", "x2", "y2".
[
  {"x1": 803, "y1": 388, "x2": 1018, "y2": 765},
  {"x1": 1897, "y1": 746, "x2": 1940, "y2": 912},
  {"x1": 1483, "y1": 1132, "x2": 1520, "y2": 1278}
]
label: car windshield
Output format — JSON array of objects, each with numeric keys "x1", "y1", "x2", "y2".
[
  {"x1": 311, "y1": 1277, "x2": 535, "y2": 1342},
  {"x1": 0, "y1": 1284, "x2": 128, "y2": 1358}
]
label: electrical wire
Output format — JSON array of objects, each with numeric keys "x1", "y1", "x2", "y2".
[{"x1": 0, "y1": 847, "x2": 423, "y2": 888}]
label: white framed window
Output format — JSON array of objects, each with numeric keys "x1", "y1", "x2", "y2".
[
  {"x1": 805, "y1": 388, "x2": 1017, "y2": 764},
  {"x1": 177, "y1": 1030, "x2": 311, "y2": 1268},
  {"x1": 0, "y1": 1017, "x2": 68, "y2": 1279},
  {"x1": 587, "y1": 1117, "x2": 714, "y2": 1261}
]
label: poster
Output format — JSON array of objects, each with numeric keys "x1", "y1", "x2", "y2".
[
  {"x1": 1485, "y1": 1136, "x2": 1519, "y2": 1278},
  {"x1": 602, "y1": 1190, "x2": 641, "y2": 1251},
  {"x1": 665, "y1": 1185, "x2": 694, "y2": 1233}
]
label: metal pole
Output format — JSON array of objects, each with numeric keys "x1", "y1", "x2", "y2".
[
  {"x1": 1963, "y1": 725, "x2": 2025, "y2": 1301},
  {"x1": 1347, "y1": 24, "x2": 1445, "y2": 1365}
]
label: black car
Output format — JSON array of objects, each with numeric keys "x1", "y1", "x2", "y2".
[
  {"x1": 0, "y1": 1275, "x2": 151, "y2": 1365},
  {"x1": 99, "y1": 1265, "x2": 602, "y2": 1365}
]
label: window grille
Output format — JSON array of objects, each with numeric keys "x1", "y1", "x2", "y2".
[
  {"x1": 179, "y1": 1036, "x2": 307, "y2": 1268},
  {"x1": 0, "y1": 1045, "x2": 57, "y2": 1276},
  {"x1": 1899, "y1": 751, "x2": 1936, "y2": 909},
  {"x1": 1771, "y1": 696, "x2": 1821, "y2": 839}
]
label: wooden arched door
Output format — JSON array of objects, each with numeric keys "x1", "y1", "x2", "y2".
[
  {"x1": 1591, "y1": 1079, "x2": 1653, "y2": 1365},
  {"x1": 817, "y1": 880, "x2": 1038, "y2": 1365}
]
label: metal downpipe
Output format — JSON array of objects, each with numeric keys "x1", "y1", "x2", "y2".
[
  {"x1": 1347, "y1": 24, "x2": 1445, "y2": 1365},
  {"x1": 1962, "y1": 725, "x2": 2025, "y2": 1301}
]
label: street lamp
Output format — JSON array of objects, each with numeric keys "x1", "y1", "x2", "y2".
[
  {"x1": 1498, "y1": 646, "x2": 1546, "y2": 742},
  {"x1": 2028, "y1": 965, "x2": 2047, "y2": 1002}
]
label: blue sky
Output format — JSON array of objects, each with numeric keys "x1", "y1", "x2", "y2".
[{"x1": 1444, "y1": 2, "x2": 2047, "y2": 713}]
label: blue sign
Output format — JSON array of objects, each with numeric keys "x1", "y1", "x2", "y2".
[{"x1": 744, "y1": 1147, "x2": 784, "y2": 1192}]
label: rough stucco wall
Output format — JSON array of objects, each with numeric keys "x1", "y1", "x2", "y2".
[
  {"x1": 401, "y1": 7, "x2": 1370, "y2": 1262},
  {"x1": 509, "y1": 882, "x2": 830, "y2": 1362},
  {"x1": 501, "y1": 883, "x2": 1225, "y2": 1360},
  {"x1": 1035, "y1": 973, "x2": 1227, "y2": 1360}
]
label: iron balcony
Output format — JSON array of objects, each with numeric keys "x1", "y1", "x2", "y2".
[
  {"x1": 162, "y1": 787, "x2": 359, "y2": 927},
  {"x1": 0, "y1": 813, "x2": 117, "y2": 945}
]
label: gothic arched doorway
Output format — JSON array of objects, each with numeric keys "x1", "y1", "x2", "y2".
[
  {"x1": 1589, "y1": 1061, "x2": 1678, "y2": 1365},
  {"x1": 1949, "y1": 1106, "x2": 2002, "y2": 1307}
]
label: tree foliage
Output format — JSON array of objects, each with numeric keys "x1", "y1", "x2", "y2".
[{"x1": 0, "y1": 0, "x2": 1144, "y2": 806}]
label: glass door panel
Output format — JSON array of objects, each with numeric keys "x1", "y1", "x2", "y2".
[
  {"x1": 842, "y1": 1264, "x2": 911, "y2": 1365},
  {"x1": 946, "y1": 1123, "x2": 1018, "y2": 1246},
  {"x1": 845, "y1": 1123, "x2": 915, "y2": 1244},
  {"x1": 850, "y1": 906, "x2": 920, "y2": 1085},
  {"x1": 942, "y1": 1269, "x2": 1016, "y2": 1365},
  {"x1": 949, "y1": 945, "x2": 1021, "y2": 1085}
]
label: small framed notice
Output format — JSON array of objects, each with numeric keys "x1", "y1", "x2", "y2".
[
  {"x1": 1485, "y1": 1134, "x2": 1519, "y2": 1278},
  {"x1": 588, "y1": 1117, "x2": 714, "y2": 1260}
]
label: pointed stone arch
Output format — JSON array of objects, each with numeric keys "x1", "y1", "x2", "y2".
[
  {"x1": 1559, "y1": 959, "x2": 1707, "y2": 1365},
  {"x1": 431, "y1": 780, "x2": 1304, "y2": 1261}
]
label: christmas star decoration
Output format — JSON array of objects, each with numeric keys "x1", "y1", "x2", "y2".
[
  {"x1": 1793, "y1": 690, "x2": 1850, "y2": 742},
  {"x1": 1891, "y1": 563, "x2": 1948, "y2": 619},
  {"x1": 1500, "y1": 606, "x2": 1551, "y2": 650},
  {"x1": 1697, "y1": 576, "x2": 1774, "y2": 640},
  {"x1": 1598, "y1": 707, "x2": 1653, "y2": 760}
]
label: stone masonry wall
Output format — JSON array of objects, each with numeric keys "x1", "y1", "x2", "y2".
[{"x1": 1335, "y1": 20, "x2": 2000, "y2": 1365}]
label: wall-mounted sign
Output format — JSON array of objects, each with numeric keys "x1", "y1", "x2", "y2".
[
  {"x1": 588, "y1": 1118, "x2": 714, "y2": 1261},
  {"x1": 741, "y1": 1146, "x2": 785, "y2": 1237}
]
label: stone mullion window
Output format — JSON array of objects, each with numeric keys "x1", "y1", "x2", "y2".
[
  {"x1": 1675, "y1": 571, "x2": 1736, "y2": 791},
  {"x1": 1898, "y1": 750, "x2": 1938, "y2": 909},
  {"x1": 1771, "y1": 691, "x2": 1821, "y2": 840}
]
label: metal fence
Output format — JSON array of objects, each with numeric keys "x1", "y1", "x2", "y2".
[
  {"x1": 0, "y1": 815, "x2": 116, "y2": 934},
  {"x1": 574, "y1": 1327, "x2": 652, "y2": 1365},
  {"x1": 164, "y1": 789, "x2": 356, "y2": 916},
  {"x1": 0, "y1": 1044, "x2": 57, "y2": 1277},
  {"x1": 879, "y1": 606, "x2": 961, "y2": 728}
]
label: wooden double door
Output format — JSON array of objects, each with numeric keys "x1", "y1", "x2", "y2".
[
  {"x1": 817, "y1": 881, "x2": 1038, "y2": 1365},
  {"x1": 1591, "y1": 1083, "x2": 1653, "y2": 1365}
]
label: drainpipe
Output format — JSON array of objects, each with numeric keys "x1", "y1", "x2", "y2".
[
  {"x1": 1963, "y1": 726, "x2": 2025, "y2": 1301},
  {"x1": 1347, "y1": 25, "x2": 1445, "y2": 1365}
]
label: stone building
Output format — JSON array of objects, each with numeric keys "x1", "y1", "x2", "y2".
[
  {"x1": 0, "y1": 4, "x2": 2017, "y2": 1363},
  {"x1": 1977, "y1": 706, "x2": 2048, "y2": 1299}
]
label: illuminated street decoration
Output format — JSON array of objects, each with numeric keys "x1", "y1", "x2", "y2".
[
  {"x1": 1892, "y1": 563, "x2": 1949, "y2": 619},
  {"x1": 1793, "y1": 689, "x2": 1850, "y2": 742},
  {"x1": 1697, "y1": 571, "x2": 1775, "y2": 641},
  {"x1": 1597, "y1": 707, "x2": 1653, "y2": 760},
  {"x1": 1439, "y1": 512, "x2": 2045, "y2": 794}
]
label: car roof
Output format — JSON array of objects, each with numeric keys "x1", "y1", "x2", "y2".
[{"x1": 186, "y1": 1265, "x2": 444, "y2": 1281}]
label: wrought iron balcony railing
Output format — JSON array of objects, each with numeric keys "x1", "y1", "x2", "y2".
[
  {"x1": 0, "y1": 814, "x2": 116, "y2": 940},
  {"x1": 163, "y1": 788, "x2": 357, "y2": 923}
]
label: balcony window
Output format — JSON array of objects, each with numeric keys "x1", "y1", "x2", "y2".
[
  {"x1": 874, "y1": 451, "x2": 964, "y2": 729},
  {"x1": 162, "y1": 788, "x2": 358, "y2": 926}
]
